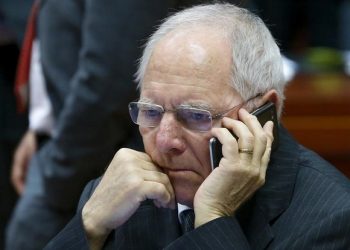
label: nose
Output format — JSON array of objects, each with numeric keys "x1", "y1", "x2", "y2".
[{"x1": 156, "y1": 113, "x2": 186, "y2": 154}]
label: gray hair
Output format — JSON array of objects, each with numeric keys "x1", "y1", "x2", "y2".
[{"x1": 135, "y1": 3, "x2": 286, "y2": 115}]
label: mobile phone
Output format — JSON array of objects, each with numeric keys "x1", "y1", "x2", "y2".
[{"x1": 209, "y1": 102, "x2": 279, "y2": 169}]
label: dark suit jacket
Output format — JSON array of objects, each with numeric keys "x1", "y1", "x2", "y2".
[
  {"x1": 45, "y1": 126, "x2": 350, "y2": 249},
  {"x1": 34, "y1": 0, "x2": 176, "y2": 211}
]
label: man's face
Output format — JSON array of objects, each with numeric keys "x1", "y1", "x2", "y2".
[{"x1": 139, "y1": 27, "x2": 243, "y2": 207}]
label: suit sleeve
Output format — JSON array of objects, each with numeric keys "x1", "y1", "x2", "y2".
[
  {"x1": 274, "y1": 207, "x2": 350, "y2": 249},
  {"x1": 43, "y1": 179, "x2": 99, "y2": 250},
  {"x1": 36, "y1": 0, "x2": 172, "y2": 211},
  {"x1": 166, "y1": 216, "x2": 251, "y2": 250},
  {"x1": 167, "y1": 208, "x2": 350, "y2": 249}
]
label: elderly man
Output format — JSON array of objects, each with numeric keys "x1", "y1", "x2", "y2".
[{"x1": 46, "y1": 3, "x2": 350, "y2": 250}]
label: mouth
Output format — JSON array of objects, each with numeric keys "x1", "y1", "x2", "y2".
[
  {"x1": 164, "y1": 168, "x2": 201, "y2": 180},
  {"x1": 161, "y1": 166, "x2": 196, "y2": 173},
  {"x1": 167, "y1": 168, "x2": 192, "y2": 172}
]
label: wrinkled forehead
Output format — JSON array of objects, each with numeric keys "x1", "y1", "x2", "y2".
[
  {"x1": 140, "y1": 26, "x2": 240, "y2": 108},
  {"x1": 142, "y1": 27, "x2": 232, "y2": 87}
]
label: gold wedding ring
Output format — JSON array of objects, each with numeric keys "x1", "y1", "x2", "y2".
[{"x1": 238, "y1": 148, "x2": 254, "y2": 154}]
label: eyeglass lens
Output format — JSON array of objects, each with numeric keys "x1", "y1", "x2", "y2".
[{"x1": 129, "y1": 102, "x2": 213, "y2": 132}]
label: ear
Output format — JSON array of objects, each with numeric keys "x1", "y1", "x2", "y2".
[
  {"x1": 257, "y1": 89, "x2": 282, "y2": 118},
  {"x1": 260, "y1": 89, "x2": 280, "y2": 109}
]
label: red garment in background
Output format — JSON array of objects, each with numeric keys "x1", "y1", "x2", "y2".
[{"x1": 14, "y1": 0, "x2": 40, "y2": 113}]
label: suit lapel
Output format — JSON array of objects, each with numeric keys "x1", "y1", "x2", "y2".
[
  {"x1": 237, "y1": 125, "x2": 300, "y2": 250},
  {"x1": 237, "y1": 197, "x2": 274, "y2": 249},
  {"x1": 107, "y1": 200, "x2": 181, "y2": 249},
  {"x1": 256, "y1": 125, "x2": 299, "y2": 222}
]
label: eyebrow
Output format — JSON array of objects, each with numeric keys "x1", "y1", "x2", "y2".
[
  {"x1": 138, "y1": 98, "x2": 214, "y2": 111},
  {"x1": 178, "y1": 102, "x2": 213, "y2": 111},
  {"x1": 138, "y1": 98, "x2": 154, "y2": 104}
]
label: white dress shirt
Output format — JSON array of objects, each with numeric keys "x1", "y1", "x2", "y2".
[{"x1": 28, "y1": 39, "x2": 55, "y2": 135}]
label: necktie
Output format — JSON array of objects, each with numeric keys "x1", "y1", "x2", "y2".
[
  {"x1": 180, "y1": 209, "x2": 195, "y2": 234},
  {"x1": 14, "y1": 0, "x2": 40, "y2": 113}
]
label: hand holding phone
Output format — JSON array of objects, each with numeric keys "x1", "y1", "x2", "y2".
[{"x1": 209, "y1": 102, "x2": 278, "y2": 169}]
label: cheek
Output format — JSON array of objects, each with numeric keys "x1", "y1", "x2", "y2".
[
  {"x1": 140, "y1": 126, "x2": 212, "y2": 176},
  {"x1": 171, "y1": 135, "x2": 213, "y2": 206},
  {"x1": 189, "y1": 133, "x2": 212, "y2": 175},
  {"x1": 139, "y1": 127, "x2": 156, "y2": 154}
]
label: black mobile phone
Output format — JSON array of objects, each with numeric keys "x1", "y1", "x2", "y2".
[{"x1": 209, "y1": 102, "x2": 279, "y2": 169}]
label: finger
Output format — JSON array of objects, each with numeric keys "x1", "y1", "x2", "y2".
[
  {"x1": 139, "y1": 159, "x2": 164, "y2": 173},
  {"x1": 263, "y1": 120, "x2": 274, "y2": 146},
  {"x1": 12, "y1": 164, "x2": 25, "y2": 195},
  {"x1": 141, "y1": 168, "x2": 175, "y2": 202},
  {"x1": 11, "y1": 153, "x2": 27, "y2": 195},
  {"x1": 11, "y1": 164, "x2": 25, "y2": 195},
  {"x1": 221, "y1": 116, "x2": 254, "y2": 163},
  {"x1": 260, "y1": 121, "x2": 274, "y2": 178},
  {"x1": 116, "y1": 148, "x2": 164, "y2": 173},
  {"x1": 16, "y1": 182, "x2": 25, "y2": 195},
  {"x1": 142, "y1": 181, "x2": 175, "y2": 209},
  {"x1": 222, "y1": 116, "x2": 253, "y2": 150},
  {"x1": 260, "y1": 146, "x2": 272, "y2": 181},
  {"x1": 211, "y1": 127, "x2": 239, "y2": 162},
  {"x1": 113, "y1": 148, "x2": 153, "y2": 165},
  {"x1": 237, "y1": 109, "x2": 270, "y2": 165}
]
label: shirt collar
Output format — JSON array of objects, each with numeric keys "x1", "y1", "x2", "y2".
[{"x1": 177, "y1": 203, "x2": 191, "y2": 223}]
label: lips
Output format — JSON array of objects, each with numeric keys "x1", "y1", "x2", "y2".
[
  {"x1": 168, "y1": 168, "x2": 192, "y2": 172},
  {"x1": 165, "y1": 168, "x2": 201, "y2": 180},
  {"x1": 162, "y1": 166, "x2": 196, "y2": 174}
]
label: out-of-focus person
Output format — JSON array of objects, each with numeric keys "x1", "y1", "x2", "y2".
[
  {"x1": 6, "y1": 0, "x2": 177, "y2": 249},
  {"x1": 0, "y1": 1, "x2": 33, "y2": 248}
]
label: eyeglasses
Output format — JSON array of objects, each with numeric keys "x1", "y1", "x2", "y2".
[{"x1": 128, "y1": 94, "x2": 262, "y2": 132}]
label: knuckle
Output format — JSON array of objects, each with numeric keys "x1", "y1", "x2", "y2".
[
  {"x1": 225, "y1": 144, "x2": 236, "y2": 154},
  {"x1": 266, "y1": 131, "x2": 274, "y2": 141},
  {"x1": 249, "y1": 168, "x2": 260, "y2": 178},
  {"x1": 113, "y1": 148, "x2": 138, "y2": 167},
  {"x1": 254, "y1": 169, "x2": 266, "y2": 185},
  {"x1": 237, "y1": 167, "x2": 254, "y2": 177},
  {"x1": 115, "y1": 148, "x2": 130, "y2": 157},
  {"x1": 257, "y1": 133, "x2": 268, "y2": 145},
  {"x1": 159, "y1": 173, "x2": 169, "y2": 184},
  {"x1": 257, "y1": 176, "x2": 265, "y2": 186},
  {"x1": 154, "y1": 183, "x2": 166, "y2": 195},
  {"x1": 128, "y1": 175, "x2": 143, "y2": 188},
  {"x1": 245, "y1": 135, "x2": 254, "y2": 145},
  {"x1": 248, "y1": 115, "x2": 258, "y2": 123}
]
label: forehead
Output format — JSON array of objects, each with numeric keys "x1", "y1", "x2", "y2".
[{"x1": 141, "y1": 26, "x2": 239, "y2": 107}]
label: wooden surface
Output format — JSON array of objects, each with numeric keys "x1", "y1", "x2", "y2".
[{"x1": 282, "y1": 73, "x2": 350, "y2": 177}]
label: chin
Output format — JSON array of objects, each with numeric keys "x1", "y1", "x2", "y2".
[
  {"x1": 165, "y1": 168, "x2": 206, "y2": 207},
  {"x1": 170, "y1": 176, "x2": 202, "y2": 207},
  {"x1": 175, "y1": 187, "x2": 196, "y2": 207}
]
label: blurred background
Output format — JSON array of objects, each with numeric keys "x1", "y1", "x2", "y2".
[
  {"x1": 1, "y1": 0, "x2": 33, "y2": 248},
  {"x1": 1, "y1": 0, "x2": 349, "y2": 249},
  {"x1": 245, "y1": 0, "x2": 350, "y2": 178}
]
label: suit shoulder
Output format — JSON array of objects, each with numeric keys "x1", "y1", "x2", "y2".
[
  {"x1": 292, "y1": 146, "x2": 350, "y2": 210},
  {"x1": 297, "y1": 145, "x2": 350, "y2": 192}
]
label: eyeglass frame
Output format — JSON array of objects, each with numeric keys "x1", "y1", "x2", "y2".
[{"x1": 128, "y1": 93, "x2": 263, "y2": 132}]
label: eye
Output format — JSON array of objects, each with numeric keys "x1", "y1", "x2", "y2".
[
  {"x1": 179, "y1": 109, "x2": 211, "y2": 122},
  {"x1": 141, "y1": 108, "x2": 161, "y2": 119},
  {"x1": 189, "y1": 111, "x2": 208, "y2": 121}
]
